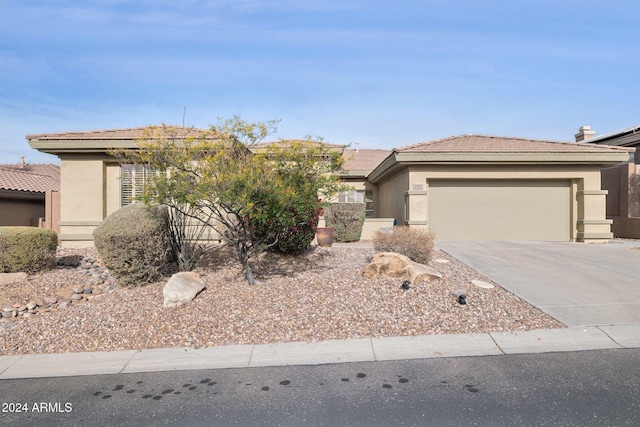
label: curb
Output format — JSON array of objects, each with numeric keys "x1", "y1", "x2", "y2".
[{"x1": 1, "y1": 324, "x2": 638, "y2": 379}]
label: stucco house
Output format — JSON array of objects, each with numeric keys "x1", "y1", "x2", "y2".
[
  {"x1": 368, "y1": 134, "x2": 631, "y2": 242},
  {"x1": 0, "y1": 157, "x2": 60, "y2": 232},
  {"x1": 27, "y1": 127, "x2": 631, "y2": 247}
]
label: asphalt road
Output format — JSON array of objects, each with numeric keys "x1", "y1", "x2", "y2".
[{"x1": 1, "y1": 349, "x2": 639, "y2": 426}]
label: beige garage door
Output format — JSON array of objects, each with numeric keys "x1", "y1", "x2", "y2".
[{"x1": 428, "y1": 180, "x2": 571, "y2": 241}]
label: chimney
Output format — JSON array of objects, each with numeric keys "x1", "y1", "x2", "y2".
[
  {"x1": 355, "y1": 141, "x2": 359, "y2": 152},
  {"x1": 19, "y1": 155, "x2": 25, "y2": 168},
  {"x1": 575, "y1": 125, "x2": 596, "y2": 142}
]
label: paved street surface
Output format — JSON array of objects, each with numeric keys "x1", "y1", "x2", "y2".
[
  {"x1": 438, "y1": 241, "x2": 640, "y2": 326},
  {"x1": 1, "y1": 348, "x2": 639, "y2": 426}
]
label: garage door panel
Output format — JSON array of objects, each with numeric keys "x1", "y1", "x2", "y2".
[{"x1": 428, "y1": 180, "x2": 570, "y2": 241}]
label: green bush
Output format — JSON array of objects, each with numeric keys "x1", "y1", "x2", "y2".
[
  {"x1": 274, "y1": 221, "x2": 317, "y2": 254},
  {"x1": 323, "y1": 203, "x2": 366, "y2": 242},
  {"x1": 93, "y1": 204, "x2": 177, "y2": 286},
  {"x1": 252, "y1": 207, "x2": 319, "y2": 255},
  {"x1": 371, "y1": 226, "x2": 435, "y2": 264},
  {"x1": 0, "y1": 227, "x2": 58, "y2": 273}
]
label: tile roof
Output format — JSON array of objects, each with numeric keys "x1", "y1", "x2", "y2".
[
  {"x1": 252, "y1": 140, "x2": 346, "y2": 150},
  {"x1": 0, "y1": 164, "x2": 60, "y2": 193},
  {"x1": 341, "y1": 149, "x2": 391, "y2": 172},
  {"x1": 396, "y1": 134, "x2": 631, "y2": 153},
  {"x1": 26, "y1": 126, "x2": 207, "y2": 141}
]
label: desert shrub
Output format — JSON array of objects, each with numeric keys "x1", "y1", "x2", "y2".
[
  {"x1": 93, "y1": 204, "x2": 177, "y2": 286},
  {"x1": 167, "y1": 204, "x2": 207, "y2": 272},
  {"x1": 323, "y1": 203, "x2": 365, "y2": 242},
  {"x1": 0, "y1": 227, "x2": 58, "y2": 273},
  {"x1": 253, "y1": 206, "x2": 319, "y2": 255},
  {"x1": 371, "y1": 226, "x2": 435, "y2": 264},
  {"x1": 273, "y1": 219, "x2": 317, "y2": 255}
]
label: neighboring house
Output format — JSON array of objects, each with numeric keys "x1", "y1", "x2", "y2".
[
  {"x1": 579, "y1": 124, "x2": 640, "y2": 238},
  {"x1": 27, "y1": 127, "x2": 630, "y2": 246},
  {"x1": 0, "y1": 157, "x2": 60, "y2": 232}
]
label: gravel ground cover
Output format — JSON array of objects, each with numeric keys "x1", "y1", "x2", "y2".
[{"x1": 0, "y1": 244, "x2": 564, "y2": 355}]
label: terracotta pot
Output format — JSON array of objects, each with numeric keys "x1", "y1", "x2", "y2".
[{"x1": 316, "y1": 227, "x2": 334, "y2": 247}]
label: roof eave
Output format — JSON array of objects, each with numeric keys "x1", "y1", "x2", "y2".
[
  {"x1": 368, "y1": 150, "x2": 633, "y2": 183},
  {"x1": 338, "y1": 169, "x2": 373, "y2": 178},
  {"x1": 395, "y1": 151, "x2": 633, "y2": 162},
  {"x1": 28, "y1": 139, "x2": 139, "y2": 155}
]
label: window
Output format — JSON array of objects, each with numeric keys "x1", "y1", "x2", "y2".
[
  {"x1": 120, "y1": 164, "x2": 153, "y2": 207},
  {"x1": 338, "y1": 189, "x2": 364, "y2": 203},
  {"x1": 337, "y1": 189, "x2": 374, "y2": 217}
]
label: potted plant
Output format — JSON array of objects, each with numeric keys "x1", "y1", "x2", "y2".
[{"x1": 315, "y1": 226, "x2": 335, "y2": 247}]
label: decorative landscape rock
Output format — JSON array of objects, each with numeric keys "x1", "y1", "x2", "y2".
[
  {"x1": 471, "y1": 280, "x2": 494, "y2": 289},
  {"x1": 163, "y1": 272, "x2": 206, "y2": 308},
  {"x1": 0, "y1": 254, "x2": 117, "y2": 324},
  {"x1": 362, "y1": 252, "x2": 442, "y2": 283},
  {"x1": 0, "y1": 272, "x2": 28, "y2": 286}
]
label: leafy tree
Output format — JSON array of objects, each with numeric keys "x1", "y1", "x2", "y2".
[{"x1": 112, "y1": 117, "x2": 344, "y2": 285}]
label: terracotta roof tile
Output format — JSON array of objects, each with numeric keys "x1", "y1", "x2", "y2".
[
  {"x1": 27, "y1": 126, "x2": 207, "y2": 141},
  {"x1": 252, "y1": 140, "x2": 346, "y2": 150},
  {"x1": 341, "y1": 149, "x2": 391, "y2": 172},
  {"x1": 0, "y1": 164, "x2": 60, "y2": 192},
  {"x1": 396, "y1": 134, "x2": 631, "y2": 153}
]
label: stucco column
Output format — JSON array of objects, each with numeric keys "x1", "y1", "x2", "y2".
[
  {"x1": 405, "y1": 173, "x2": 428, "y2": 228},
  {"x1": 58, "y1": 159, "x2": 106, "y2": 247}
]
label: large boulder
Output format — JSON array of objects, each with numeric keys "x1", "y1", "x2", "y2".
[
  {"x1": 363, "y1": 252, "x2": 442, "y2": 283},
  {"x1": 163, "y1": 272, "x2": 205, "y2": 308}
]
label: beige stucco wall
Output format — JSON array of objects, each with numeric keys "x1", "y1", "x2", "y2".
[
  {"x1": 374, "y1": 164, "x2": 613, "y2": 242},
  {"x1": 55, "y1": 151, "x2": 616, "y2": 245},
  {"x1": 58, "y1": 157, "x2": 107, "y2": 247},
  {"x1": 105, "y1": 163, "x2": 122, "y2": 217},
  {"x1": 376, "y1": 169, "x2": 409, "y2": 223}
]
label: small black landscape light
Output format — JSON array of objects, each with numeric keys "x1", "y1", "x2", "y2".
[
  {"x1": 401, "y1": 280, "x2": 410, "y2": 291},
  {"x1": 458, "y1": 295, "x2": 467, "y2": 305}
]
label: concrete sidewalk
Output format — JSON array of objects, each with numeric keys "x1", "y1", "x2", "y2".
[{"x1": 1, "y1": 325, "x2": 639, "y2": 379}]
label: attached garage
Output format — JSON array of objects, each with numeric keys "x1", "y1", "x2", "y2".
[
  {"x1": 428, "y1": 179, "x2": 571, "y2": 241},
  {"x1": 367, "y1": 135, "x2": 633, "y2": 243}
]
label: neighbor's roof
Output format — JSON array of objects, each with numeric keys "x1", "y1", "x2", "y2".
[
  {"x1": 395, "y1": 134, "x2": 634, "y2": 153},
  {"x1": 341, "y1": 149, "x2": 392, "y2": 174},
  {"x1": 0, "y1": 164, "x2": 60, "y2": 193},
  {"x1": 586, "y1": 124, "x2": 640, "y2": 146}
]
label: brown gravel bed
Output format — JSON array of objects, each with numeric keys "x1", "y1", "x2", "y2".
[{"x1": 0, "y1": 245, "x2": 564, "y2": 355}]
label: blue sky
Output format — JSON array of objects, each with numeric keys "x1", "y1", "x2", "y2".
[{"x1": 1, "y1": 0, "x2": 638, "y2": 164}]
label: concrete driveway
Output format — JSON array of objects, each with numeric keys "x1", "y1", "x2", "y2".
[{"x1": 437, "y1": 241, "x2": 640, "y2": 327}]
